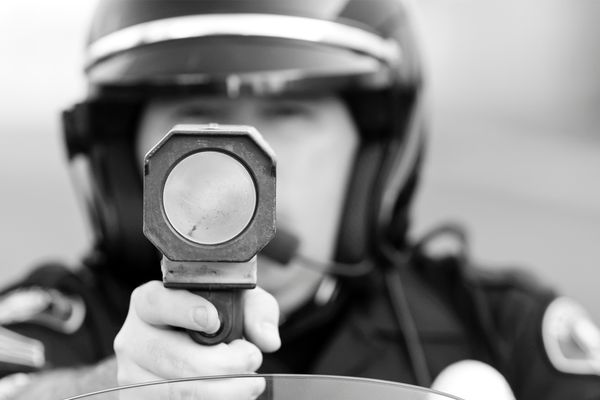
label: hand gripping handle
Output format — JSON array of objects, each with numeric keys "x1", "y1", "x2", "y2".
[{"x1": 187, "y1": 290, "x2": 244, "y2": 345}]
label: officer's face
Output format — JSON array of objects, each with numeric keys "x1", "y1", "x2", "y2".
[{"x1": 136, "y1": 94, "x2": 358, "y2": 316}]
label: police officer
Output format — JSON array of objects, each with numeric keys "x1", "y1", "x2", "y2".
[{"x1": 2, "y1": 0, "x2": 600, "y2": 399}]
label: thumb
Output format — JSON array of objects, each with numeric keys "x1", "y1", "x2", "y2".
[{"x1": 243, "y1": 286, "x2": 281, "y2": 353}]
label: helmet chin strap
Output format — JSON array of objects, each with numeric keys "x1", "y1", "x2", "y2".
[{"x1": 261, "y1": 225, "x2": 373, "y2": 278}]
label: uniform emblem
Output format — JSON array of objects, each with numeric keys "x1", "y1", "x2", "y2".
[
  {"x1": 542, "y1": 296, "x2": 600, "y2": 375},
  {"x1": 0, "y1": 287, "x2": 85, "y2": 334}
]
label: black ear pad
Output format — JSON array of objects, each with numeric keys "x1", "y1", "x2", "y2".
[
  {"x1": 384, "y1": 141, "x2": 424, "y2": 249},
  {"x1": 334, "y1": 86, "x2": 421, "y2": 266},
  {"x1": 90, "y1": 139, "x2": 160, "y2": 284},
  {"x1": 332, "y1": 90, "x2": 388, "y2": 265},
  {"x1": 333, "y1": 143, "x2": 384, "y2": 264},
  {"x1": 63, "y1": 100, "x2": 160, "y2": 285},
  {"x1": 63, "y1": 105, "x2": 92, "y2": 158}
]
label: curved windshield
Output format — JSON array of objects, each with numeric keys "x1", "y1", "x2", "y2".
[{"x1": 64, "y1": 374, "x2": 463, "y2": 400}]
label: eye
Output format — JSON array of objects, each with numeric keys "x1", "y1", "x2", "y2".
[
  {"x1": 259, "y1": 101, "x2": 315, "y2": 120},
  {"x1": 172, "y1": 105, "x2": 224, "y2": 122}
]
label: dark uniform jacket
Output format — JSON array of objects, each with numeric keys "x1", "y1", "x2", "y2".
[{"x1": 1, "y1": 253, "x2": 600, "y2": 399}]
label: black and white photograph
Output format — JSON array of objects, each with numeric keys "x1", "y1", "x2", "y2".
[{"x1": 0, "y1": 1, "x2": 599, "y2": 399}]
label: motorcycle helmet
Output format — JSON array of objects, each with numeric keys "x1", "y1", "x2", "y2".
[{"x1": 63, "y1": 0, "x2": 426, "y2": 286}]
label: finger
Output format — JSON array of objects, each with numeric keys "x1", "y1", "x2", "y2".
[
  {"x1": 132, "y1": 281, "x2": 221, "y2": 334},
  {"x1": 117, "y1": 319, "x2": 263, "y2": 379},
  {"x1": 243, "y1": 286, "x2": 281, "y2": 353}
]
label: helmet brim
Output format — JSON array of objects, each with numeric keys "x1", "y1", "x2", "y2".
[{"x1": 87, "y1": 37, "x2": 395, "y2": 96}]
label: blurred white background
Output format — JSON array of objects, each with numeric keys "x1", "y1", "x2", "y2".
[{"x1": 0, "y1": 1, "x2": 599, "y2": 316}]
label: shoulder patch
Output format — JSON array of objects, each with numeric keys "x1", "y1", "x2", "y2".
[
  {"x1": 0, "y1": 287, "x2": 85, "y2": 334},
  {"x1": 542, "y1": 296, "x2": 600, "y2": 375}
]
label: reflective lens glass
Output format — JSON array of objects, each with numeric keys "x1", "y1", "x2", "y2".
[{"x1": 163, "y1": 151, "x2": 256, "y2": 244}]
